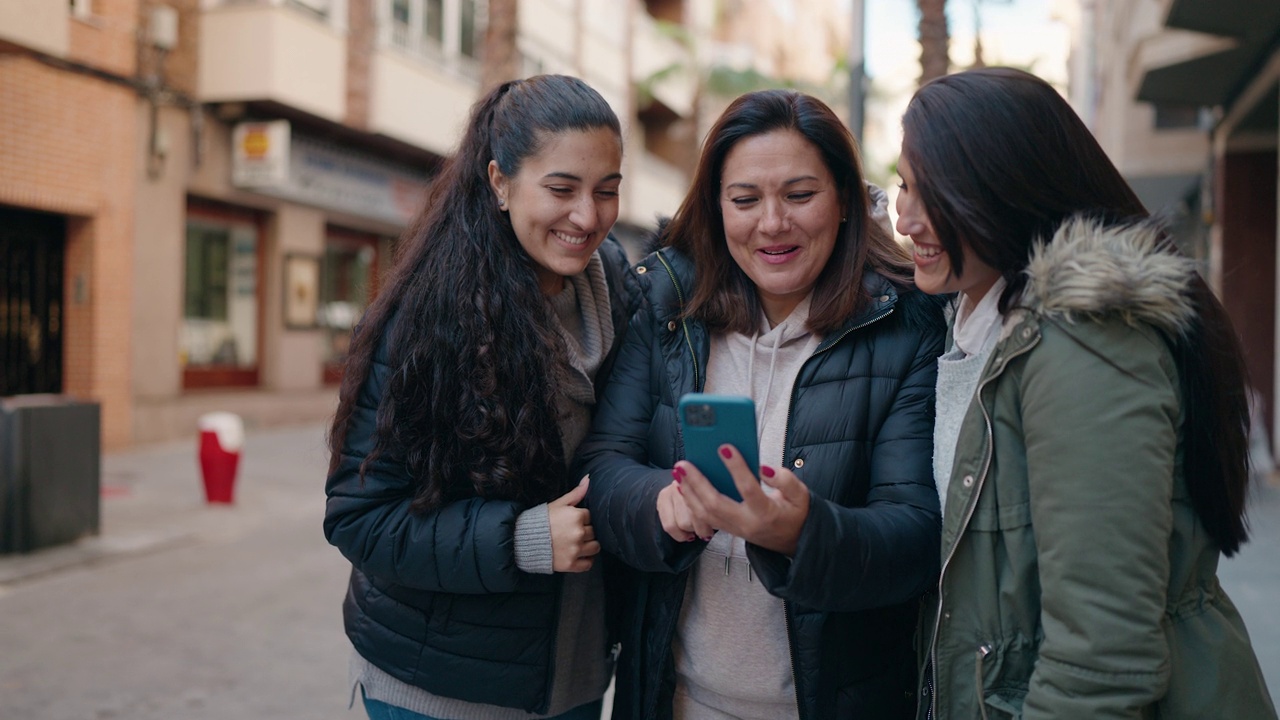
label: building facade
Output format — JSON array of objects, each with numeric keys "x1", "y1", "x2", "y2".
[
  {"x1": 1, "y1": 0, "x2": 701, "y2": 448},
  {"x1": 1073, "y1": 0, "x2": 1280, "y2": 450}
]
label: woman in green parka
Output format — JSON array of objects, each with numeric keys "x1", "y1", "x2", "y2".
[{"x1": 896, "y1": 67, "x2": 1277, "y2": 719}]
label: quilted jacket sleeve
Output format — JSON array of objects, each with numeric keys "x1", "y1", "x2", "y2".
[
  {"x1": 576, "y1": 300, "x2": 705, "y2": 575},
  {"x1": 750, "y1": 304, "x2": 944, "y2": 611},
  {"x1": 323, "y1": 331, "x2": 529, "y2": 595}
]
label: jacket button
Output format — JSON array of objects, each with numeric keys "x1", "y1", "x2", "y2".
[
  {"x1": 962, "y1": 474, "x2": 974, "y2": 487},
  {"x1": 636, "y1": 265, "x2": 647, "y2": 274},
  {"x1": 794, "y1": 458, "x2": 805, "y2": 469},
  {"x1": 879, "y1": 294, "x2": 889, "y2": 302},
  {"x1": 1021, "y1": 326, "x2": 1032, "y2": 338},
  {"x1": 667, "y1": 320, "x2": 677, "y2": 332}
]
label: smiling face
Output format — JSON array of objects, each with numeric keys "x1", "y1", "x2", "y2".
[
  {"x1": 488, "y1": 127, "x2": 623, "y2": 296},
  {"x1": 894, "y1": 152, "x2": 1001, "y2": 303},
  {"x1": 719, "y1": 129, "x2": 842, "y2": 325}
]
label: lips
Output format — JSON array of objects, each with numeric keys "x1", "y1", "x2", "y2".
[{"x1": 757, "y1": 245, "x2": 800, "y2": 265}]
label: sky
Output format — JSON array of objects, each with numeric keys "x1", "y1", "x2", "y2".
[{"x1": 863, "y1": 0, "x2": 1066, "y2": 80}]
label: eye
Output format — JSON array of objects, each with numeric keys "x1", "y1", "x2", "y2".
[
  {"x1": 787, "y1": 191, "x2": 816, "y2": 202},
  {"x1": 897, "y1": 181, "x2": 908, "y2": 191},
  {"x1": 595, "y1": 189, "x2": 620, "y2": 199},
  {"x1": 547, "y1": 186, "x2": 573, "y2": 195},
  {"x1": 729, "y1": 196, "x2": 758, "y2": 207}
]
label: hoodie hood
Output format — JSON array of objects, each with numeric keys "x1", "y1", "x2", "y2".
[{"x1": 1022, "y1": 217, "x2": 1199, "y2": 338}]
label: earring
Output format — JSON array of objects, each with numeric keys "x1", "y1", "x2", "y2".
[{"x1": 498, "y1": 199, "x2": 507, "y2": 211}]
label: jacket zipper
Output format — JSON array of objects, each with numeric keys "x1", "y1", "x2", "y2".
[
  {"x1": 929, "y1": 370, "x2": 995, "y2": 720},
  {"x1": 927, "y1": 327, "x2": 1036, "y2": 720},
  {"x1": 655, "y1": 252, "x2": 702, "y2": 391},
  {"x1": 781, "y1": 304, "x2": 894, "y2": 720},
  {"x1": 975, "y1": 644, "x2": 992, "y2": 720}
]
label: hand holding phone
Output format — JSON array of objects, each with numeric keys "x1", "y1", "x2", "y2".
[{"x1": 677, "y1": 393, "x2": 760, "y2": 502}]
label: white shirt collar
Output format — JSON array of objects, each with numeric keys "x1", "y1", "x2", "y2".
[{"x1": 952, "y1": 276, "x2": 1008, "y2": 357}]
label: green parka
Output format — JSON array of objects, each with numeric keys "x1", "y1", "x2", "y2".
[{"x1": 919, "y1": 219, "x2": 1276, "y2": 720}]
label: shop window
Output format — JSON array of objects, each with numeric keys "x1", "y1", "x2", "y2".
[
  {"x1": 321, "y1": 229, "x2": 381, "y2": 384},
  {"x1": 182, "y1": 203, "x2": 262, "y2": 389}
]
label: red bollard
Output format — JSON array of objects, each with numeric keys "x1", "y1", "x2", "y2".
[{"x1": 197, "y1": 412, "x2": 244, "y2": 504}]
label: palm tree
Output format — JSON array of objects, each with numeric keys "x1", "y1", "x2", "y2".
[{"x1": 916, "y1": 0, "x2": 950, "y2": 85}]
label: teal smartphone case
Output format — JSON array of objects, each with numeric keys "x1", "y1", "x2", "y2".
[{"x1": 677, "y1": 393, "x2": 760, "y2": 502}]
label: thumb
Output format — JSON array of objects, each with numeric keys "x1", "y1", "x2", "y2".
[{"x1": 551, "y1": 474, "x2": 590, "y2": 507}]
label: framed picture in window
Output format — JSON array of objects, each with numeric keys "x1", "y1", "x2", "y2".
[{"x1": 284, "y1": 253, "x2": 321, "y2": 329}]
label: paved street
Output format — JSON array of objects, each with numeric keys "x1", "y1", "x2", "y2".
[{"x1": 0, "y1": 423, "x2": 1276, "y2": 719}]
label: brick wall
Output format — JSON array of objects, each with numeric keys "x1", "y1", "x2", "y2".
[
  {"x1": 346, "y1": 0, "x2": 373, "y2": 130},
  {"x1": 0, "y1": 54, "x2": 138, "y2": 449}
]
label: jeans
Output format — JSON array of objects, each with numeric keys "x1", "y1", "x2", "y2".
[{"x1": 361, "y1": 695, "x2": 603, "y2": 720}]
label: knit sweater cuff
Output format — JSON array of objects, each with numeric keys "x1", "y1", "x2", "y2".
[{"x1": 514, "y1": 503, "x2": 554, "y2": 574}]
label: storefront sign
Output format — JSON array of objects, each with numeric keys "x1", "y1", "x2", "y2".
[{"x1": 231, "y1": 120, "x2": 430, "y2": 226}]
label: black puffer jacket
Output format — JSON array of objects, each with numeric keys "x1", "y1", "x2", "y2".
[
  {"x1": 324, "y1": 238, "x2": 640, "y2": 714},
  {"x1": 577, "y1": 247, "x2": 945, "y2": 719}
]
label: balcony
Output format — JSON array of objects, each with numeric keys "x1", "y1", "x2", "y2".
[
  {"x1": 0, "y1": 0, "x2": 68, "y2": 57},
  {"x1": 625, "y1": 152, "x2": 687, "y2": 229},
  {"x1": 198, "y1": 1, "x2": 347, "y2": 123},
  {"x1": 367, "y1": 48, "x2": 476, "y2": 156},
  {"x1": 632, "y1": 12, "x2": 696, "y2": 118}
]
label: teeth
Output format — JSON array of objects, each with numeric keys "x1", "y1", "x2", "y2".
[
  {"x1": 554, "y1": 231, "x2": 588, "y2": 246},
  {"x1": 762, "y1": 247, "x2": 795, "y2": 255},
  {"x1": 914, "y1": 242, "x2": 942, "y2": 258}
]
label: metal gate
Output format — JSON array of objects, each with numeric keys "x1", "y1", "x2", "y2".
[{"x1": 0, "y1": 207, "x2": 65, "y2": 396}]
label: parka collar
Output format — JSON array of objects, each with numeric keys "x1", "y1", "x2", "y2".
[{"x1": 1018, "y1": 217, "x2": 1198, "y2": 338}]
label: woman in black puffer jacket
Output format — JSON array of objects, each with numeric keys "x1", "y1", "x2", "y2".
[
  {"x1": 576, "y1": 90, "x2": 945, "y2": 720},
  {"x1": 324, "y1": 75, "x2": 639, "y2": 720}
]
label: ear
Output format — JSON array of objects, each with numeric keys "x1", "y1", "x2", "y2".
[{"x1": 487, "y1": 160, "x2": 508, "y2": 208}]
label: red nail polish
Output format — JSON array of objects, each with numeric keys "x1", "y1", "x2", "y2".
[
  {"x1": 761, "y1": 465, "x2": 775, "y2": 478},
  {"x1": 675, "y1": 465, "x2": 686, "y2": 480},
  {"x1": 719, "y1": 446, "x2": 732, "y2": 459},
  {"x1": 672, "y1": 468, "x2": 681, "y2": 482}
]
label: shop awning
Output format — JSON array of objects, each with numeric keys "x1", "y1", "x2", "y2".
[{"x1": 1136, "y1": 0, "x2": 1280, "y2": 108}]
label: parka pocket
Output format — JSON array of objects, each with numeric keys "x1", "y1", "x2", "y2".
[{"x1": 975, "y1": 636, "x2": 1035, "y2": 720}]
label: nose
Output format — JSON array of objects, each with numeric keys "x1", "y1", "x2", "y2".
[
  {"x1": 894, "y1": 195, "x2": 925, "y2": 237},
  {"x1": 759, "y1": 199, "x2": 789, "y2": 235},
  {"x1": 569, "y1": 193, "x2": 598, "y2": 231}
]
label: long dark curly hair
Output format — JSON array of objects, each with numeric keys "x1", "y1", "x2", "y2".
[{"x1": 327, "y1": 75, "x2": 622, "y2": 513}]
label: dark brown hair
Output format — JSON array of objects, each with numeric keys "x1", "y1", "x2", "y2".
[
  {"x1": 666, "y1": 89, "x2": 912, "y2": 335},
  {"x1": 902, "y1": 67, "x2": 1253, "y2": 555}
]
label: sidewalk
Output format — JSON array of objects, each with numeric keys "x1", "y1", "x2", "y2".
[{"x1": 0, "y1": 422, "x2": 334, "y2": 586}]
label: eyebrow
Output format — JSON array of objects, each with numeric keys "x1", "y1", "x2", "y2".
[
  {"x1": 724, "y1": 175, "x2": 822, "y2": 191},
  {"x1": 543, "y1": 172, "x2": 624, "y2": 183}
]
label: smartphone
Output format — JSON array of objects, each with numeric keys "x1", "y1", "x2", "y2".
[{"x1": 677, "y1": 393, "x2": 760, "y2": 502}]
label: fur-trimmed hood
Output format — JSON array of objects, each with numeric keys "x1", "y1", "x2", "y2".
[{"x1": 1022, "y1": 217, "x2": 1198, "y2": 337}]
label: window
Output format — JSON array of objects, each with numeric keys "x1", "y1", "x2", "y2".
[
  {"x1": 182, "y1": 203, "x2": 262, "y2": 389},
  {"x1": 320, "y1": 229, "x2": 381, "y2": 384},
  {"x1": 384, "y1": 0, "x2": 486, "y2": 69}
]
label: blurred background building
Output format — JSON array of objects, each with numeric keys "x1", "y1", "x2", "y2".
[{"x1": 2, "y1": 0, "x2": 1277, "y2": 451}]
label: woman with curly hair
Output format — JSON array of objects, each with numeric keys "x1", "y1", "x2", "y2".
[{"x1": 324, "y1": 74, "x2": 639, "y2": 720}]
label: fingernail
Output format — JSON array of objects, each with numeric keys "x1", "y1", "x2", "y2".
[
  {"x1": 761, "y1": 465, "x2": 775, "y2": 478},
  {"x1": 719, "y1": 446, "x2": 732, "y2": 459},
  {"x1": 700, "y1": 535, "x2": 712, "y2": 542},
  {"x1": 672, "y1": 468, "x2": 682, "y2": 482},
  {"x1": 676, "y1": 484, "x2": 683, "y2": 495},
  {"x1": 674, "y1": 465, "x2": 686, "y2": 480}
]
